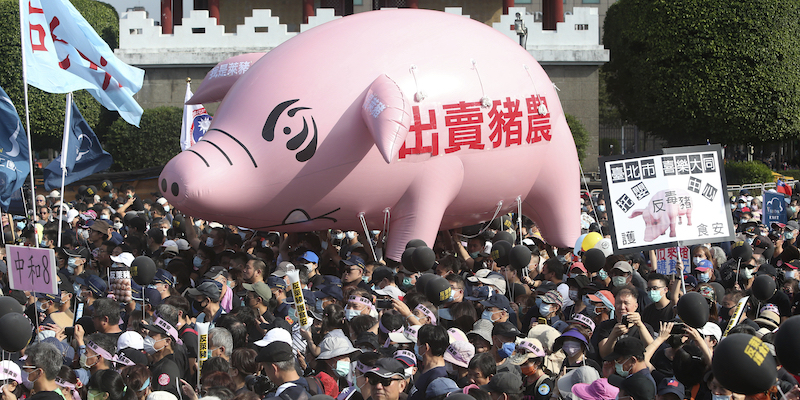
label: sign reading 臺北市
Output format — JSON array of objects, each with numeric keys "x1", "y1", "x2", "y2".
[
  {"x1": 7, "y1": 245, "x2": 58, "y2": 295},
  {"x1": 600, "y1": 145, "x2": 735, "y2": 253},
  {"x1": 762, "y1": 191, "x2": 787, "y2": 227}
]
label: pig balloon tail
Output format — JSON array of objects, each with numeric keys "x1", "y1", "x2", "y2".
[
  {"x1": 461, "y1": 201, "x2": 504, "y2": 239},
  {"x1": 359, "y1": 212, "x2": 378, "y2": 262}
]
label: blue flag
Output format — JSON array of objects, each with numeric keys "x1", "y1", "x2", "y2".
[
  {"x1": 43, "y1": 101, "x2": 113, "y2": 190},
  {"x1": 0, "y1": 86, "x2": 31, "y2": 211}
]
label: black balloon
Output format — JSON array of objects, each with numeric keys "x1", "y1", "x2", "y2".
[
  {"x1": 0, "y1": 313, "x2": 32, "y2": 352},
  {"x1": 406, "y1": 239, "x2": 427, "y2": 249},
  {"x1": 676, "y1": 292, "x2": 709, "y2": 328},
  {"x1": 101, "y1": 180, "x2": 113, "y2": 192},
  {"x1": 731, "y1": 242, "x2": 753, "y2": 262},
  {"x1": 509, "y1": 245, "x2": 532, "y2": 270},
  {"x1": 491, "y1": 240, "x2": 512, "y2": 266},
  {"x1": 583, "y1": 248, "x2": 606, "y2": 273},
  {"x1": 712, "y1": 333, "x2": 777, "y2": 394},
  {"x1": 86, "y1": 185, "x2": 98, "y2": 196},
  {"x1": 0, "y1": 297, "x2": 23, "y2": 320},
  {"x1": 493, "y1": 231, "x2": 514, "y2": 244},
  {"x1": 752, "y1": 275, "x2": 776, "y2": 301},
  {"x1": 131, "y1": 256, "x2": 156, "y2": 285},
  {"x1": 401, "y1": 248, "x2": 416, "y2": 271},
  {"x1": 172, "y1": 214, "x2": 186, "y2": 233},
  {"x1": 775, "y1": 315, "x2": 800, "y2": 373},
  {"x1": 411, "y1": 246, "x2": 436, "y2": 272},
  {"x1": 416, "y1": 274, "x2": 436, "y2": 294},
  {"x1": 425, "y1": 276, "x2": 452, "y2": 306},
  {"x1": 77, "y1": 185, "x2": 87, "y2": 196}
]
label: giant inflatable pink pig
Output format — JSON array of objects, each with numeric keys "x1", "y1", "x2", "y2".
[{"x1": 159, "y1": 9, "x2": 581, "y2": 261}]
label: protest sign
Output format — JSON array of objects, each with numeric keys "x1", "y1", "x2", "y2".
[
  {"x1": 600, "y1": 145, "x2": 735, "y2": 253},
  {"x1": 654, "y1": 247, "x2": 690, "y2": 275},
  {"x1": 762, "y1": 191, "x2": 787, "y2": 227},
  {"x1": 7, "y1": 245, "x2": 57, "y2": 294}
]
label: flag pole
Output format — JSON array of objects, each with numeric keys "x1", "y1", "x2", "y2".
[
  {"x1": 18, "y1": 0, "x2": 39, "y2": 247},
  {"x1": 57, "y1": 93, "x2": 73, "y2": 248}
]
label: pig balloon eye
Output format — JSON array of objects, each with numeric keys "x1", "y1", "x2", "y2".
[{"x1": 262, "y1": 99, "x2": 318, "y2": 162}]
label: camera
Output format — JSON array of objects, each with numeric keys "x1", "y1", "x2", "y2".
[
  {"x1": 245, "y1": 375, "x2": 275, "y2": 397},
  {"x1": 621, "y1": 315, "x2": 629, "y2": 325},
  {"x1": 376, "y1": 299, "x2": 393, "y2": 309}
]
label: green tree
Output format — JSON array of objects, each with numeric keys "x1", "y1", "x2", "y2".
[
  {"x1": 105, "y1": 107, "x2": 181, "y2": 171},
  {"x1": 603, "y1": 0, "x2": 800, "y2": 146},
  {"x1": 566, "y1": 113, "x2": 589, "y2": 163},
  {"x1": 724, "y1": 161, "x2": 773, "y2": 185},
  {"x1": 0, "y1": 0, "x2": 120, "y2": 151}
]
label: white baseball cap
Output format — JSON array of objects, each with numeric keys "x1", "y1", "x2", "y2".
[{"x1": 253, "y1": 327, "x2": 292, "y2": 347}]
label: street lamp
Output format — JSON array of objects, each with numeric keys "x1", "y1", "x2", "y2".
[{"x1": 514, "y1": 12, "x2": 528, "y2": 48}]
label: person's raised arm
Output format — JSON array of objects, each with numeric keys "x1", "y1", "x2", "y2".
[
  {"x1": 644, "y1": 321, "x2": 674, "y2": 371},
  {"x1": 186, "y1": 216, "x2": 201, "y2": 249},
  {"x1": 599, "y1": 323, "x2": 629, "y2": 359}
]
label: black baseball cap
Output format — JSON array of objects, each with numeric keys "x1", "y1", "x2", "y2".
[
  {"x1": 255, "y1": 341, "x2": 294, "y2": 363},
  {"x1": 365, "y1": 357, "x2": 406, "y2": 379},
  {"x1": 480, "y1": 372, "x2": 523, "y2": 395},
  {"x1": 491, "y1": 321, "x2": 525, "y2": 338},
  {"x1": 609, "y1": 373, "x2": 656, "y2": 400},
  {"x1": 369, "y1": 266, "x2": 394, "y2": 286},
  {"x1": 605, "y1": 337, "x2": 645, "y2": 361}
]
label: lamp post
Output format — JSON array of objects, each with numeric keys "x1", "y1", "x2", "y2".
[{"x1": 514, "y1": 12, "x2": 528, "y2": 48}]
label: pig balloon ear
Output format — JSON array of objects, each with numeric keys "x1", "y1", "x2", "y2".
[
  {"x1": 361, "y1": 74, "x2": 412, "y2": 164},
  {"x1": 629, "y1": 209, "x2": 644, "y2": 218}
]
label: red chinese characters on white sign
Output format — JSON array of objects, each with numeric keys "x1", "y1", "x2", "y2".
[{"x1": 398, "y1": 94, "x2": 552, "y2": 160}]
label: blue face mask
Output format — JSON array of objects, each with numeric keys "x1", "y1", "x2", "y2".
[
  {"x1": 698, "y1": 272, "x2": 711, "y2": 283},
  {"x1": 414, "y1": 343, "x2": 424, "y2": 360},
  {"x1": 334, "y1": 360, "x2": 350, "y2": 377},
  {"x1": 193, "y1": 256, "x2": 203, "y2": 269},
  {"x1": 316, "y1": 299, "x2": 324, "y2": 312},
  {"x1": 498, "y1": 342, "x2": 516, "y2": 359},
  {"x1": 40, "y1": 240, "x2": 48, "y2": 248},
  {"x1": 598, "y1": 205, "x2": 606, "y2": 212},
  {"x1": 345, "y1": 308, "x2": 361, "y2": 321},
  {"x1": 402, "y1": 277, "x2": 412, "y2": 287},
  {"x1": 597, "y1": 269, "x2": 608, "y2": 280},
  {"x1": 362, "y1": 276, "x2": 370, "y2": 283},
  {"x1": 205, "y1": 237, "x2": 215, "y2": 247},
  {"x1": 482, "y1": 309, "x2": 496, "y2": 322},
  {"x1": 16, "y1": 222, "x2": 25, "y2": 231},
  {"x1": 786, "y1": 232, "x2": 795, "y2": 240}
]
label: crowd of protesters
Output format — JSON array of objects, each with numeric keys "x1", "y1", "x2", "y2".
[{"x1": 0, "y1": 184, "x2": 798, "y2": 400}]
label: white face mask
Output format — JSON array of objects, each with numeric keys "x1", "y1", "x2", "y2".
[
  {"x1": 205, "y1": 237, "x2": 215, "y2": 247},
  {"x1": 345, "y1": 231, "x2": 356, "y2": 240},
  {"x1": 113, "y1": 222, "x2": 123, "y2": 230}
]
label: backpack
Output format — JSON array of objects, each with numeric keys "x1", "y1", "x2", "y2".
[{"x1": 305, "y1": 375, "x2": 323, "y2": 396}]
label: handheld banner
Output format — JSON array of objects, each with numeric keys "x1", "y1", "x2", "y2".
[
  {"x1": 197, "y1": 321, "x2": 209, "y2": 384},
  {"x1": 286, "y1": 267, "x2": 311, "y2": 329},
  {"x1": 762, "y1": 191, "x2": 787, "y2": 227},
  {"x1": 7, "y1": 245, "x2": 57, "y2": 294},
  {"x1": 723, "y1": 295, "x2": 750, "y2": 337},
  {"x1": 600, "y1": 145, "x2": 735, "y2": 253},
  {"x1": 654, "y1": 247, "x2": 690, "y2": 275}
]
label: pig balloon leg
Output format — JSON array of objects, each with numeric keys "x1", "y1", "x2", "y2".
[{"x1": 384, "y1": 158, "x2": 464, "y2": 262}]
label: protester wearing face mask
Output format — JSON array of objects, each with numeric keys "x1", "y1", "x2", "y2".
[
  {"x1": 345, "y1": 290, "x2": 378, "y2": 321},
  {"x1": 594, "y1": 267, "x2": 612, "y2": 290},
  {"x1": 479, "y1": 293, "x2": 511, "y2": 325},
  {"x1": 607, "y1": 337, "x2": 654, "y2": 386},
  {"x1": 187, "y1": 280, "x2": 225, "y2": 328},
  {"x1": 488, "y1": 321, "x2": 525, "y2": 382},
  {"x1": 60, "y1": 247, "x2": 89, "y2": 278},
  {"x1": 407, "y1": 324, "x2": 449, "y2": 400},
  {"x1": 79, "y1": 334, "x2": 117, "y2": 377},
  {"x1": 143, "y1": 318, "x2": 181, "y2": 398},
  {"x1": 507, "y1": 339, "x2": 550, "y2": 400},
  {"x1": 340, "y1": 256, "x2": 371, "y2": 291},
  {"x1": 535, "y1": 290, "x2": 568, "y2": 331},
  {"x1": 443, "y1": 340, "x2": 475, "y2": 386},
  {"x1": 641, "y1": 273, "x2": 677, "y2": 330},
  {"x1": 16, "y1": 342, "x2": 63, "y2": 400},
  {"x1": 609, "y1": 262, "x2": 649, "y2": 311},
  {"x1": 87, "y1": 370, "x2": 136, "y2": 400},
  {"x1": 316, "y1": 334, "x2": 361, "y2": 395},
  {"x1": 553, "y1": 329, "x2": 601, "y2": 373}
]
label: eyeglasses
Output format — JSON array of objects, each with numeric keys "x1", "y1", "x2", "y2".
[
  {"x1": 367, "y1": 375, "x2": 402, "y2": 386},
  {"x1": 646, "y1": 286, "x2": 665, "y2": 291},
  {"x1": 21, "y1": 365, "x2": 37, "y2": 371}
]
